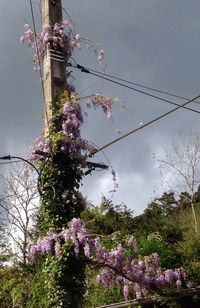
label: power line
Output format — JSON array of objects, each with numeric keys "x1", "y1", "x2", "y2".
[
  {"x1": 0, "y1": 152, "x2": 28, "y2": 158},
  {"x1": 68, "y1": 63, "x2": 200, "y2": 116},
  {"x1": 0, "y1": 161, "x2": 21, "y2": 165},
  {"x1": 0, "y1": 155, "x2": 41, "y2": 195},
  {"x1": 61, "y1": 6, "x2": 75, "y2": 27},
  {"x1": 29, "y1": 0, "x2": 50, "y2": 134},
  {"x1": 90, "y1": 93, "x2": 200, "y2": 155},
  {"x1": 29, "y1": 1, "x2": 44, "y2": 96},
  {"x1": 24, "y1": 9, "x2": 200, "y2": 164},
  {"x1": 0, "y1": 156, "x2": 40, "y2": 176},
  {"x1": 79, "y1": 65, "x2": 200, "y2": 105},
  {"x1": 0, "y1": 155, "x2": 30, "y2": 165}
]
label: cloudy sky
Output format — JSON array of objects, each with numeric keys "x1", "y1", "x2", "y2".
[{"x1": 1, "y1": 0, "x2": 200, "y2": 215}]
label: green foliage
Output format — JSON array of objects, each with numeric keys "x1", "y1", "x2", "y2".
[
  {"x1": 1, "y1": 186, "x2": 200, "y2": 308},
  {"x1": 0, "y1": 266, "x2": 33, "y2": 308},
  {"x1": 42, "y1": 248, "x2": 86, "y2": 307},
  {"x1": 37, "y1": 92, "x2": 84, "y2": 235},
  {"x1": 131, "y1": 192, "x2": 178, "y2": 237},
  {"x1": 155, "y1": 295, "x2": 181, "y2": 308},
  {"x1": 36, "y1": 154, "x2": 86, "y2": 306},
  {"x1": 174, "y1": 203, "x2": 200, "y2": 284},
  {"x1": 186, "y1": 262, "x2": 200, "y2": 284},
  {"x1": 139, "y1": 236, "x2": 181, "y2": 269},
  {"x1": 38, "y1": 154, "x2": 83, "y2": 234},
  {"x1": 32, "y1": 92, "x2": 87, "y2": 307},
  {"x1": 0, "y1": 242, "x2": 13, "y2": 266},
  {"x1": 85, "y1": 268, "x2": 123, "y2": 307},
  {"x1": 81, "y1": 193, "x2": 200, "y2": 306},
  {"x1": 161, "y1": 219, "x2": 183, "y2": 245},
  {"x1": 82, "y1": 198, "x2": 135, "y2": 235},
  {"x1": 0, "y1": 252, "x2": 86, "y2": 308}
]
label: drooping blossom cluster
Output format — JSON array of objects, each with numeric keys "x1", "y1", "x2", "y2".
[
  {"x1": 92, "y1": 241, "x2": 187, "y2": 300},
  {"x1": 89, "y1": 94, "x2": 114, "y2": 120},
  {"x1": 28, "y1": 93, "x2": 94, "y2": 165},
  {"x1": 28, "y1": 90, "x2": 119, "y2": 168},
  {"x1": 29, "y1": 217, "x2": 93, "y2": 259},
  {"x1": 59, "y1": 94, "x2": 95, "y2": 165},
  {"x1": 28, "y1": 92, "x2": 118, "y2": 193},
  {"x1": 97, "y1": 49, "x2": 104, "y2": 64},
  {"x1": 29, "y1": 134, "x2": 50, "y2": 162},
  {"x1": 61, "y1": 96, "x2": 84, "y2": 157},
  {"x1": 28, "y1": 217, "x2": 189, "y2": 300},
  {"x1": 110, "y1": 169, "x2": 119, "y2": 193},
  {"x1": 20, "y1": 21, "x2": 104, "y2": 70}
]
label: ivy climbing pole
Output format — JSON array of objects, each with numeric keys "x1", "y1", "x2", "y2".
[
  {"x1": 21, "y1": 1, "x2": 193, "y2": 307},
  {"x1": 36, "y1": 0, "x2": 86, "y2": 306}
]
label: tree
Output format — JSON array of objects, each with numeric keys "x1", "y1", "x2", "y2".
[
  {"x1": 0, "y1": 229, "x2": 13, "y2": 267},
  {"x1": 81, "y1": 198, "x2": 135, "y2": 236},
  {"x1": 157, "y1": 133, "x2": 200, "y2": 235},
  {"x1": 0, "y1": 164, "x2": 39, "y2": 265}
]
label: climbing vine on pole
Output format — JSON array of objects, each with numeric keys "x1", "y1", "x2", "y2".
[{"x1": 21, "y1": 16, "x2": 192, "y2": 307}]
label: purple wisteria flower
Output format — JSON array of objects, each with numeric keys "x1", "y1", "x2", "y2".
[
  {"x1": 58, "y1": 96, "x2": 94, "y2": 164},
  {"x1": 36, "y1": 235, "x2": 54, "y2": 254},
  {"x1": 21, "y1": 20, "x2": 105, "y2": 70},
  {"x1": 91, "y1": 94, "x2": 113, "y2": 120},
  {"x1": 97, "y1": 49, "x2": 104, "y2": 64},
  {"x1": 28, "y1": 244, "x2": 37, "y2": 260},
  {"x1": 100, "y1": 270, "x2": 112, "y2": 288},
  {"x1": 154, "y1": 274, "x2": 167, "y2": 289},
  {"x1": 54, "y1": 241, "x2": 61, "y2": 257},
  {"x1": 123, "y1": 284, "x2": 129, "y2": 301},
  {"x1": 29, "y1": 135, "x2": 50, "y2": 163},
  {"x1": 28, "y1": 218, "x2": 189, "y2": 301}
]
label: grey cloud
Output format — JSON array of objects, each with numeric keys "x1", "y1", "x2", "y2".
[{"x1": 1, "y1": 0, "x2": 200, "y2": 213}]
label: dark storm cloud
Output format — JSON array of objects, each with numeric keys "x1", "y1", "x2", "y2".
[
  {"x1": 1, "y1": 0, "x2": 200, "y2": 213},
  {"x1": 0, "y1": 0, "x2": 44, "y2": 156},
  {"x1": 67, "y1": 0, "x2": 200, "y2": 212}
]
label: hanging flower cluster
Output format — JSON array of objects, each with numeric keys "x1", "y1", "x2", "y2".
[
  {"x1": 110, "y1": 169, "x2": 119, "y2": 192},
  {"x1": 96, "y1": 253, "x2": 187, "y2": 300},
  {"x1": 21, "y1": 20, "x2": 118, "y2": 168},
  {"x1": 28, "y1": 91, "x2": 95, "y2": 166},
  {"x1": 29, "y1": 134, "x2": 50, "y2": 162},
  {"x1": 28, "y1": 217, "x2": 190, "y2": 300},
  {"x1": 89, "y1": 94, "x2": 114, "y2": 120},
  {"x1": 29, "y1": 217, "x2": 93, "y2": 259},
  {"x1": 20, "y1": 21, "x2": 104, "y2": 70},
  {"x1": 59, "y1": 94, "x2": 91, "y2": 162},
  {"x1": 21, "y1": 15, "x2": 193, "y2": 304},
  {"x1": 28, "y1": 90, "x2": 119, "y2": 166}
]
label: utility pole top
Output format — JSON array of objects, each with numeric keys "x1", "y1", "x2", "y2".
[
  {"x1": 41, "y1": 0, "x2": 67, "y2": 134},
  {"x1": 41, "y1": 0, "x2": 62, "y2": 26}
]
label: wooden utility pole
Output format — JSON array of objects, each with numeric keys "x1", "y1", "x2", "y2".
[
  {"x1": 41, "y1": 0, "x2": 66, "y2": 133},
  {"x1": 39, "y1": 2, "x2": 85, "y2": 307}
]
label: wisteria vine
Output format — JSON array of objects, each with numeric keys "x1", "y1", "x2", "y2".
[
  {"x1": 21, "y1": 17, "x2": 192, "y2": 304},
  {"x1": 21, "y1": 20, "x2": 120, "y2": 195},
  {"x1": 20, "y1": 20, "x2": 104, "y2": 71},
  {"x1": 29, "y1": 217, "x2": 191, "y2": 301}
]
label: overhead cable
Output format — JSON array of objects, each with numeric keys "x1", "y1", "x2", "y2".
[
  {"x1": 78, "y1": 65, "x2": 200, "y2": 104},
  {"x1": 29, "y1": 0, "x2": 50, "y2": 133},
  {"x1": 61, "y1": 6, "x2": 75, "y2": 26},
  {"x1": 0, "y1": 155, "x2": 40, "y2": 176},
  {"x1": 90, "y1": 93, "x2": 200, "y2": 155},
  {"x1": 68, "y1": 63, "x2": 200, "y2": 116},
  {"x1": 0, "y1": 160, "x2": 21, "y2": 165},
  {"x1": 0, "y1": 152, "x2": 28, "y2": 158}
]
